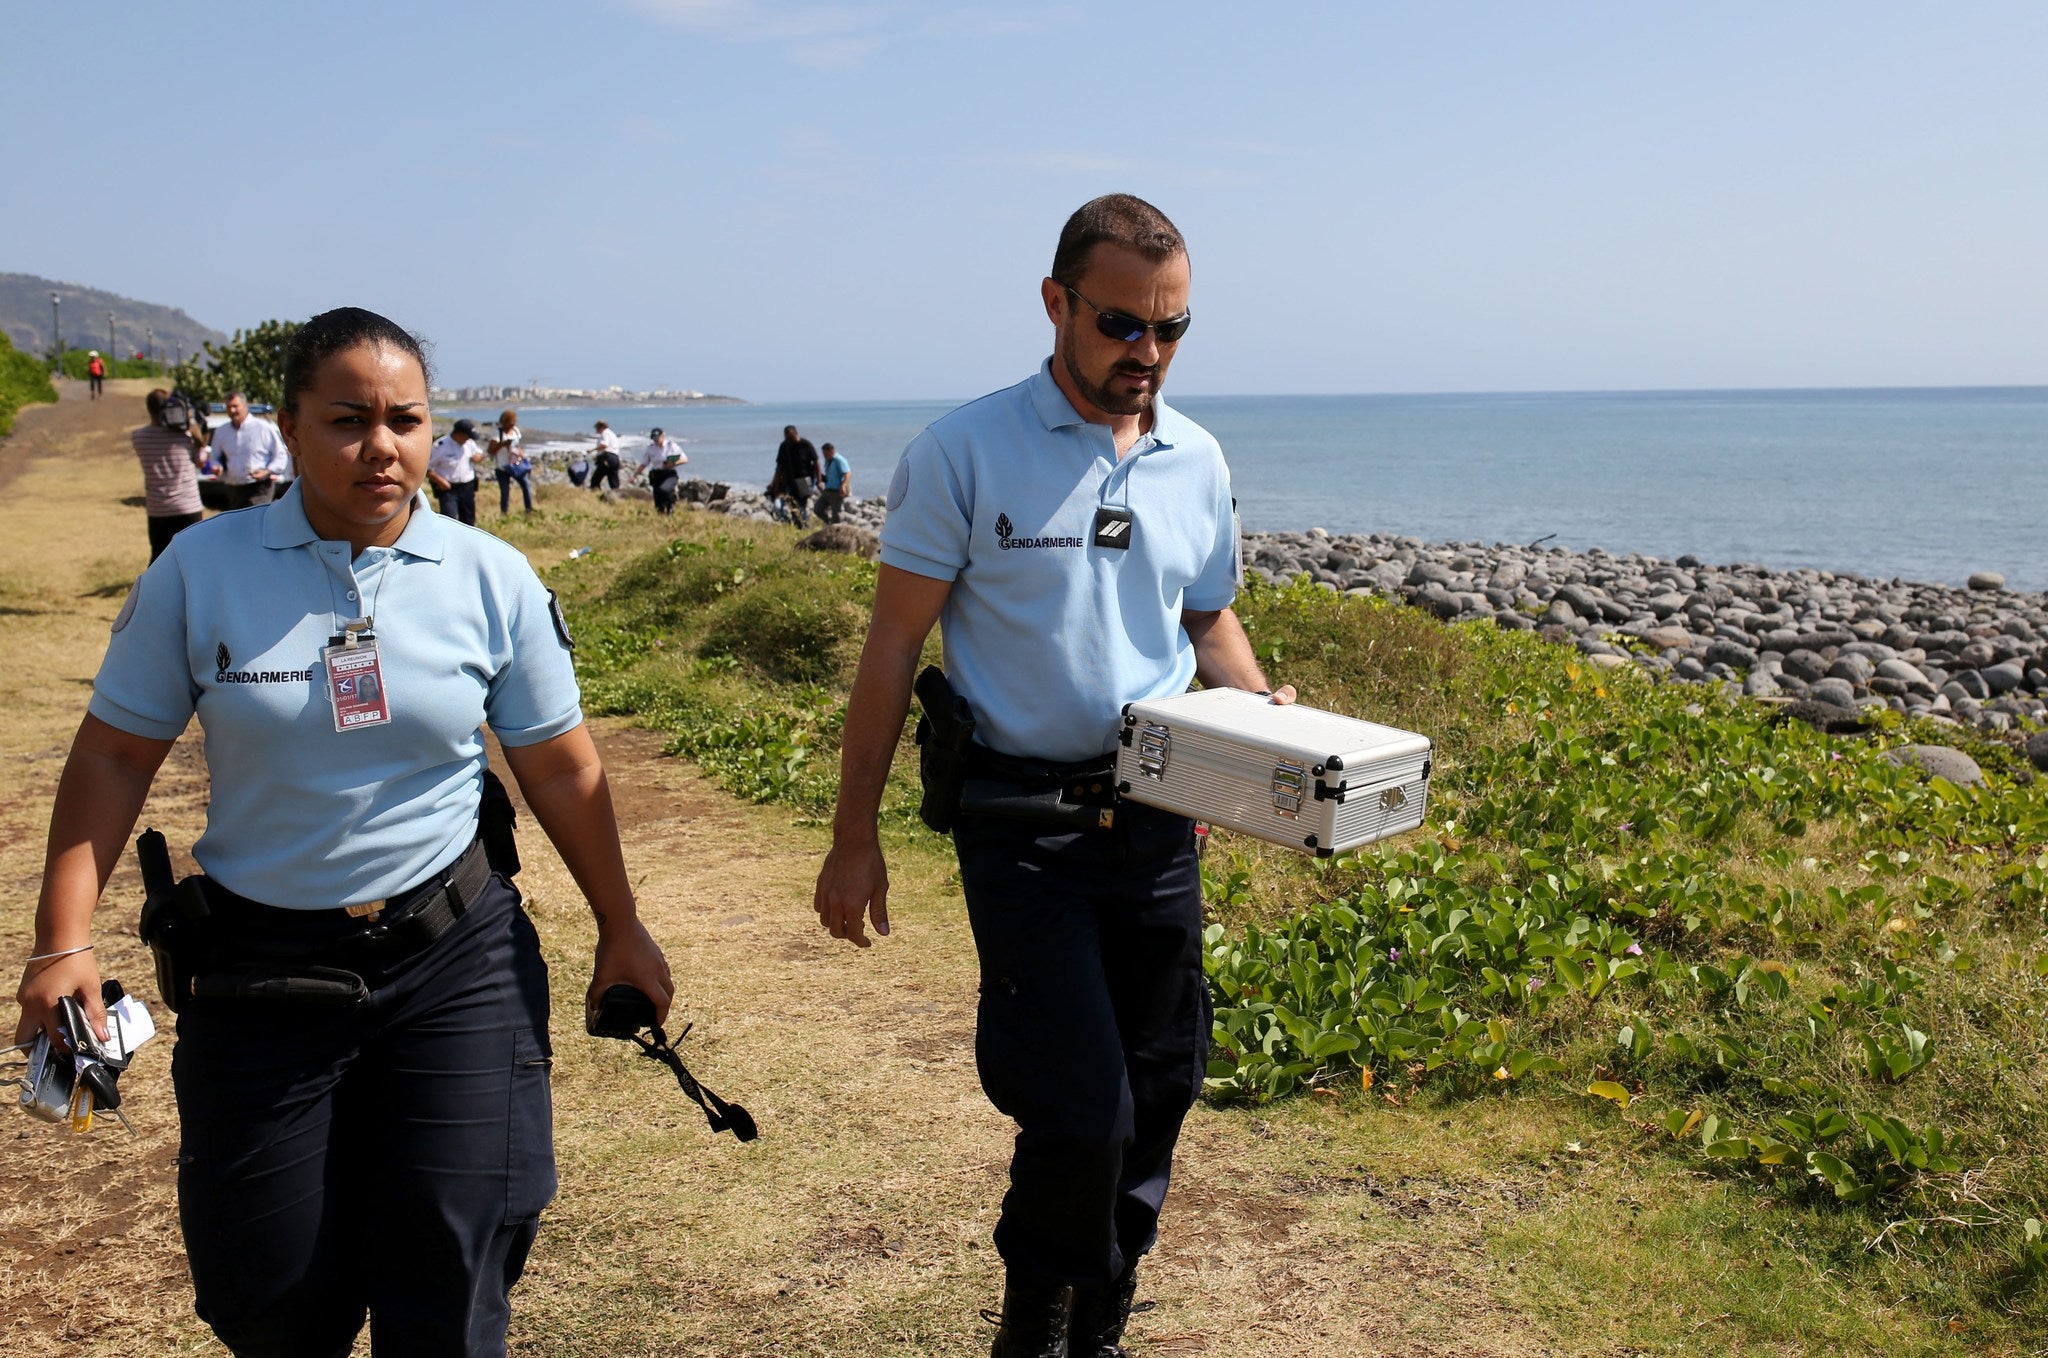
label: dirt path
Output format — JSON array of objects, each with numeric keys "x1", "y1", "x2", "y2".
[{"x1": 0, "y1": 387, "x2": 1557, "y2": 1357}]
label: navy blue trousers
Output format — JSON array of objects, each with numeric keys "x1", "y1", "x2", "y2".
[
  {"x1": 954, "y1": 802, "x2": 1210, "y2": 1285},
  {"x1": 171, "y1": 874, "x2": 556, "y2": 1357}
]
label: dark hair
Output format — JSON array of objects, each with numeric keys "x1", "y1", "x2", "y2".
[
  {"x1": 281, "y1": 308, "x2": 432, "y2": 414},
  {"x1": 1049, "y1": 194, "x2": 1186, "y2": 288},
  {"x1": 146, "y1": 388, "x2": 169, "y2": 420},
  {"x1": 821, "y1": 442, "x2": 835, "y2": 452}
]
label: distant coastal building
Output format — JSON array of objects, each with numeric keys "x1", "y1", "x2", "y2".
[{"x1": 430, "y1": 383, "x2": 722, "y2": 404}]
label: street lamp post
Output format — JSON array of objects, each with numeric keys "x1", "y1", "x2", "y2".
[{"x1": 50, "y1": 293, "x2": 61, "y2": 375}]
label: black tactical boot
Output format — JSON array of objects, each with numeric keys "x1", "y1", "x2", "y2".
[
  {"x1": 987, "y1": 1271, "x2": 1073, "y2": 1358},
  {"x1": 1069, "y1": 1264, "x2": 1140, "y2": 1357}
]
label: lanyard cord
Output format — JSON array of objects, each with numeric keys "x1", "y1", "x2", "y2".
[{"x1": 626, "y1": 1023, "x2": 759, "y2": 1141}]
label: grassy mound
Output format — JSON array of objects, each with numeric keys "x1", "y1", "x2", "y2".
[
  {"x1": 511, "y1": 501, "x2": 2048, "y2": 1342},
  {"x1": 0, "y1": 333, "x2": 58, "y2": 435}
]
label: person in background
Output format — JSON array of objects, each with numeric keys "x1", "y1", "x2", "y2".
[
  {"x1": 812, "y1": 194, "x2": 1290, "y2": 1358},
  {"x1": 87, "y1": 350, "x2": 106, "y2": 399},
  {"x1": 427, "y1": 418, "x2": 487, "y2": 524},
  {"x1": 133, "y1": 387, "x2": 207, "y2": 560},
  {"x1": 13, "y1": 306, "x2": 674, "y2": 1356},
  {"x1": 588, "y1": 420, "x2": 622, "y2": 492},
  {"x1": 774, "y1": 425, "x2": 821, "y2": 528},
  {"x1": 491, "y1": 409, "x2": 534, "y2": 515},
  {"x1": 816, "y1": 442, "x2": 851, "y2": 524},
  {"x1": 641, "y1": 428, "x2": 686, "y2": 515},
  {"x1": 212, "y1": 390, "x2": 291, "y2": 510}
]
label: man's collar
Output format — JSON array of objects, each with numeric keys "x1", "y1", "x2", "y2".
[
  {"x1": 260, "y1": 483, "x2": 447, "y2": 561},
  {"x1": 1028, "y1": 357, "x2": 1183, "y2": 452}
]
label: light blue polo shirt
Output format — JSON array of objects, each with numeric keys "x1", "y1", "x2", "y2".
[
  {"x1": 90, "y1": 485, "x2": 582, "y2": 908},
  {"x1": 880, "y1": 360, "x2": 1239, "y2": 762}
]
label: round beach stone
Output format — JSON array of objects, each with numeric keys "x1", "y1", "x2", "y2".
[
  {"x1": 2025, "y1": 731, "x2": 2048, "y2": 773},
  {"x1": 1967, "y1": 572, "x2": 2006, "y2": 592},
  {"x1": 1881, "y1": 745, "x2": 1985, "y2": 787},
  {"x1": 1807, "y1": 677, "x2": 1858, "y2": 709},
  {"x1": 1826, "y1": 653, "x2": 1875, "y2": 685},
  {"x1": 1781, "y1": 649, "x2": 1829, "y2": 683},
  {"x1": 1704, "y1": 639, "x2": 1759, "y2": 671},
  {"x1": 1646, "y1": 625, "x2": 1694, "y2": 652},
  {"x1": 1982, "y1": 661, "x2": 2026, "y2": 694}
]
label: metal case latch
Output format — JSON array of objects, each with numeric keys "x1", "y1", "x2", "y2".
[
  {"x1": 1270, "y1": 760, "x2": 1306, "y2": 817},
  {"x1": 1136, "y1": 723, "x2": 1172, "y2": 780}
]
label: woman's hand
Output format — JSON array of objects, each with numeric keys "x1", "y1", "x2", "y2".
[
  {"x1": 587, "y1": 917, "x2": 675, "y2": 1029},
  {"x1": 13, "y1": 951, "x2": 107, "y2": 1051}
]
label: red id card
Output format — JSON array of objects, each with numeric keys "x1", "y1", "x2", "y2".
[{"x1": 323, "y1": 639, "x2": 392, "y2": 731}]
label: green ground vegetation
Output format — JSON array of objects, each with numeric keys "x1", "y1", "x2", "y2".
[
  {"x1": 498, "y1": 497, "x2": 2048, "y2": 1352},
  {"x1": 52, "y1": 347, "x2": 166, "y2": 381},
  {"x1": 0, "y1": 332, "x2": 58, "y2": 435}
]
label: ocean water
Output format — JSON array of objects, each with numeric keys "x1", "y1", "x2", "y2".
[{"x1": 447, "y1": 385, "x2": 2047, "y2": 592}]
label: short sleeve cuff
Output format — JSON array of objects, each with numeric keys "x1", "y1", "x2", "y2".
[
  {"x1": 878, "y1": 544, "x2": 961, "y2": 581},
  {"x1": 86, "y1": 692, "x2": 190, "y2": 742},
  {"x1": 1183, "y1": 588, "x2": 1237, "y2": 613},
  {"x1": 490, "y1": 703, "x2": 586, "y2": 748}
]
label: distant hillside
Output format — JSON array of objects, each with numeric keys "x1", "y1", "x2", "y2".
[{"x1": 0, "y1": 273, "x2": 225, "y2": 364}]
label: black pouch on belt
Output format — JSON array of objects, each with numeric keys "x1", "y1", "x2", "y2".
[{"x1": 912, "y1": 665, "x2": 977, "y2": 834}]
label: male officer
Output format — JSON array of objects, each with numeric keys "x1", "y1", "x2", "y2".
[{"x1": 813, "y1": 194, "x2": 1292, "y2": 1358}]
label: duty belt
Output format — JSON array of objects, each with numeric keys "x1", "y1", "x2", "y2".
[
  {"x1": 204, "y1": 836, "x2": 494, "y2": 964},
  {"x1": 959, "y1": 746, "x2": 1119, "y2": 828}
]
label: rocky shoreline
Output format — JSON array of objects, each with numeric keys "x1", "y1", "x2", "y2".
[
  {"x1": 1240, "y1": 529, "x2": 2048, "y2": 744},
  {"x1": 574, "y1": 464, "x2": 2045, "y2": 748}
]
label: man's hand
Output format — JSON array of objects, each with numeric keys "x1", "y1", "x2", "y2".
[
  {"x1": 1268, "y1": 684, "x2": 1298, "y2": 705},
  {"x1": 813, "y1": 836, "x2": 891, "y2": 948},
  {"x1": 587, "y1": 916, "x2": 674, "y2": 1028}
]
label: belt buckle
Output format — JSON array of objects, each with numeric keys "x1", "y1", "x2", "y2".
[{"x1": 344, "y1": 899, "x2": 387, "y2": 921}]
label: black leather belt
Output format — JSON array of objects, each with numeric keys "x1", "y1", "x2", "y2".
[
  {"x1": 959, "y1": 747, "x2": 1119, "y2": 827},
  {"x1": 205, "y1": 837, "x2": 494, "y2": 961}
]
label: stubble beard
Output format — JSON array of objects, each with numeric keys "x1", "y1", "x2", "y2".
[{"x1": 1060, "y1": 324, "x2": 1158, "y2": 419}]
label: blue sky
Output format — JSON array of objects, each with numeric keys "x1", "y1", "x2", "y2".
[{"x1": 5, "y1": 2, "x2": 2042, "y2": 400}]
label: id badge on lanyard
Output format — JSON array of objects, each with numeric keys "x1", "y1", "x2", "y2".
[{"x1": 322, "y1": 620, "x2": 392, "y2": 732}]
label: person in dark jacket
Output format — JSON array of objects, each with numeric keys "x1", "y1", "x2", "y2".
[{"x1": 774, "y1": 426, "x2": 822, "y2": 528}]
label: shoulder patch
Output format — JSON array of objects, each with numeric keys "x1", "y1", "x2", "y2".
[
  {"x1": 886, "y1": 457, "x2": 912, "y2": 512},
  {"x1": 110, "y1": 577, "x2": 142, "y2": 633},
  {"x1": 547, "y1": 589, "x2": 575, "y2": 650}
]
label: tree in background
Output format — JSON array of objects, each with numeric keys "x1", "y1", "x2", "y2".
[{"x1": 167, "y1": 319, "x2": 300, "y2": 407}]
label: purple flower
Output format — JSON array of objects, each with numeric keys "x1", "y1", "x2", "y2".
[
  {"x1": 1526, "y1": 976, "x2": 1542, "y2": 991},
  {"x1": 1618, "y1": 821, "x2": 1634, "y2": 833},
  {"x1": 1388, "y1": 948, "x2": 1402, "y2": 962},
  {"x1": 1625, "y1": 942, "x2": 1643, "y2": 956}
]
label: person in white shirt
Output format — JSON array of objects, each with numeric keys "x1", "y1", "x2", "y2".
[
  {"x1": 212, "y1": 391, "x2": 293, "y2": 510},
  {"x1": 640, "y1": 428, "x2": 687, "y2": 515},
  {"x1": 490, "y1": 409, "x2": 533, "y2": 515},
  {"x1": 587, "y1": 421, "x2": 622, "y2": 492},
  {"x1": 427, "y1": 419, "x2": 487, "y2": 524}
]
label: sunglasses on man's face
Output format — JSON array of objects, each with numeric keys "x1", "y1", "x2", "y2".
[{"x1": 1063, "y1": 284, "x2": 1192, "y2": 346}]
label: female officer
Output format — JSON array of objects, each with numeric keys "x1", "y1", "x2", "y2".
[{"x1": 12, "y1": 307, "x2": 674, "y2": 1358}]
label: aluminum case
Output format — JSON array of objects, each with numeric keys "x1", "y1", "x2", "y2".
[{"x1": 1115, "y1": 689, "x2": 1432, "y2": 856}]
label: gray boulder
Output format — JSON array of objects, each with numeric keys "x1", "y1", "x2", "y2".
[
  {"x1": 1827, "y1": 654, "x2": 1876, "y2": 686},
  {"x1": 2025, "y1": 731, "x2": 2048, "y2": 773},
  {"x1": 1967, "y1": 572, "x2": 2006, "y2": 591},
  {"x1": 1742, "y1": 670, "x2": 1780, "y2": 697},
  {"x1": 1881, "y1": 745, "x2": 1985, "y2": 787},
  {"x1": 1983, "y1": 662, "x2": 2027, "y2": 695},
  {"x1": 1782, "y1": 649, "x2": 1829, "y2": 682},
  {"x1": 1704, "y1": 639, "x2": 1759, "y2": 671},
  {"x1": 1808, "y1": 677, "x2": 1859, "y2": 709},
  {"x1": 1875, "y1": 658, "x2": 1933, "y2": 690}
]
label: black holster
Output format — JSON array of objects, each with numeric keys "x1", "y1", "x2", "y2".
[
  {"x1": 479, "y1": 767, "x2": 522, "y2": 878},
  {"x1": 913, "y1": 665, "x2": 977, "y2": 834},
  {"x1": 137, "y1": 827, "x2": 214, "y2": 1015}
]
